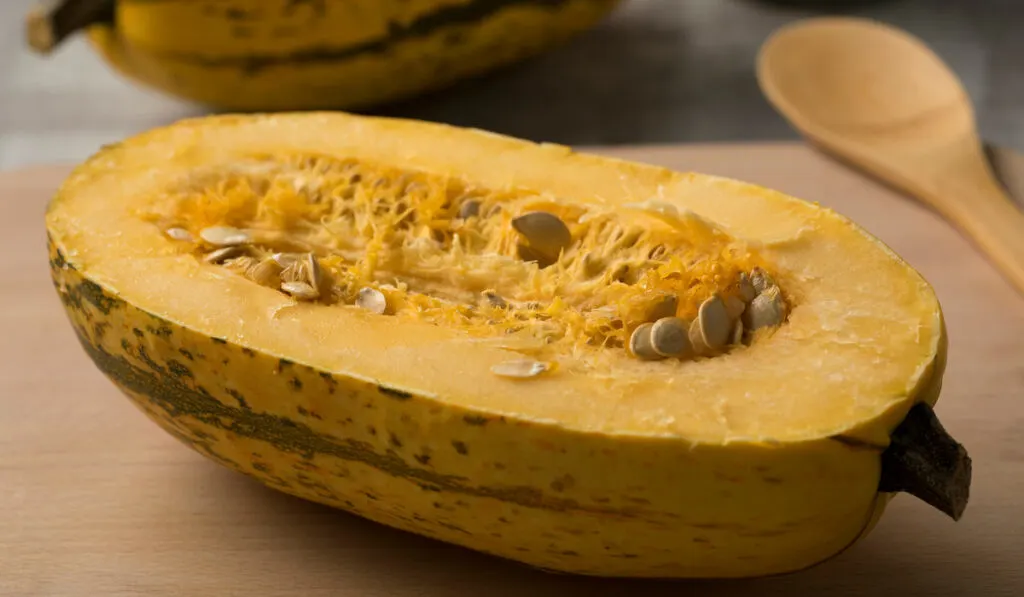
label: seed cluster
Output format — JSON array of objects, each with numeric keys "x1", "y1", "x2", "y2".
[
  {"x1": 168, "y1": 225, "x2": 392, "y2": 315},
  {"x1": 628, "y1": 268, "x2": 785, "y2": 363},
  {"x1": 156, "y1": 156, "x2": 791, "y2": 378}
]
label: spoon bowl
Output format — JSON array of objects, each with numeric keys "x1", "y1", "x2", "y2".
[
  {"x1": 760, "y1": 19, "x2": 971, "y2": 140},
  {"x1": 758, "y1": 17, "x2": 1024, "y2": 297}
]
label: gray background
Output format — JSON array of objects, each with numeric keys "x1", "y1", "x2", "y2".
[{"x1": 1, "y1": 0, "x2": 1021, "y2": 170}]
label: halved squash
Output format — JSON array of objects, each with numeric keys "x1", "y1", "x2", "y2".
[{"x1": 45, "y1": 112, "x2": 970, "y2": 579}]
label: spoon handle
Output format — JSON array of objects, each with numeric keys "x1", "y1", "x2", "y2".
[{"x1": 928, "y1": 176, "x2": 1024, "y2": 296}]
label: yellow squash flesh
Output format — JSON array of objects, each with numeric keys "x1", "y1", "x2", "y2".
[{"x1": 46, "y1": 112, "x2": 952, "y2": 579}]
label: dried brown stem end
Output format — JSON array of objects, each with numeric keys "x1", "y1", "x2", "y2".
[
  {"x1": 25, "y1": 0, "x2": 114, "y2": 54},
  {"x1": 879, "y1": 402, "x2": 972, "y2": 521}
]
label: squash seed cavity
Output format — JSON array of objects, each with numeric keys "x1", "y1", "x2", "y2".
[{"x1": 155, "y1": 155, "x2": 791, "y2": 368}]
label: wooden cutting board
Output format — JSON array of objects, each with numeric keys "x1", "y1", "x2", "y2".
[{"x1": 2, "y1": 143, "x2": 1022, "y2": 597}]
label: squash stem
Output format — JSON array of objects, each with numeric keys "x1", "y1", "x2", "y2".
[
  {"x1": 25, "y1": 0, "x2": 115, "y2": 54},
  {"x1": 879, "y1": 402, "x2": 972, "y2": 521}
]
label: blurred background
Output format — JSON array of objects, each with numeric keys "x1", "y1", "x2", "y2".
[{"x1": 2, "y1": 0, "x2": 1022, "y2": 170}]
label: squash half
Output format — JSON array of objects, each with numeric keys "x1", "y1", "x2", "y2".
[
  {"x1": 26, "y1": 0, "x2": 622, "y2": 111},
  {"x1": 45, "y1": 113, "x2": 969, "y2": 579}
]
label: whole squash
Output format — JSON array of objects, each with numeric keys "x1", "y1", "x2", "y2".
[
  {"x1": 25, "y1": 0, "x2": 621, "y2": 111},
  {"x1": 45, "y1": 112, "x2": 970, "y2": 578}
]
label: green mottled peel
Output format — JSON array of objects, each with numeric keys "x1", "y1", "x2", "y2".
[{"x1": 61, "y1": 279, "x2": 651, "y2": 519}]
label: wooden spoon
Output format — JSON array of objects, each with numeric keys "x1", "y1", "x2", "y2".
[{"x1": 757, "y1": 17, "x2": 1024, "y2": 296}]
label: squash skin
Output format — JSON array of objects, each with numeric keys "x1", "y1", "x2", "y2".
[
  {"x1": 46, "y1": 247, "x2": 944, "y2": 580},
  {"x1": 82, "y1": 0, "x2": 622, "y2": 111},
  {"x1": 44, "y1": 114, "x2": 949, "y2": 579}
]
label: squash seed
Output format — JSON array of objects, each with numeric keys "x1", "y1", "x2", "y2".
[
  {"x1": 458, "y1": 199, "x2": 481, "y2": 219},
  {"x1": 165, "y1": 227, "x2": 193, "y2": 242},
  {"x1": 738, "y1": 272, "x2": 757, "y2": 302},
  {"x1": 281, "y1": 281, "x2": 319, "y2": 301},
  {"x1": 511, "y1": 212, "x2": 572, "y2": 264},
  {"x1": 249, "y1": 257, "x2": 283, "y2": 288},
  {"x1": 490, "y1": 359, "x2": 551, "y2": 379},
  {"x1": 647, "y1": 294, "x2": 679, "y2": 321},
  {"x1": 517, "y1": 243, "x2": 551, "y2": 266},
  {"x1": 483, "y1": 291, "x2": 507, "y2": 308},
  {"x1": 688, "y1": 319, "x2": 710, "y2": 355},
  {"x1": 272, "y1": 252, "x2": 302, "y2": 268},
  {"x1": 731, "y1": 319, "x2": 745, "y2": 345},
  {"x1": 224, "y1": 255, "x2": 258, "y2": 275},
  {"x1": 725, "y1": 295, "x2": 746, "y2": 320},
  {"x1": 356, "y1": 287, "x2": 388, "y2": 314},
  {"x1": 203, "y1": 246, "x2": 246, "y2": 264},
  {"x1": 306, "y1": 253, "x2": 322, "y2": 290},
  {"x1": 698, "y1": 294, "x2": 731, "y2": 350},
  {"x1": 750, "y1": 267, "x2": 775, "y2": 294},
  {"x1": 744, "y1": 286, "x2": 785, "y2": 331},
  {"x1": 200, "y1": 226, "x2": 250, "y2": 246},
  {"x1": 280, "y1": 260, "x2": 309, "y2": 284},
  {"x1": 650, "y1": 317, "x2": 693, "y2": 358},
  {"x1": 628, "y1": 323, "x2": 663, "y2": 361}
]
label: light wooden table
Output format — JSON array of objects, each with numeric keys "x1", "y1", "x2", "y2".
[{"x1": 2, "y1": 142, "x2": 1022, "y2": 596}]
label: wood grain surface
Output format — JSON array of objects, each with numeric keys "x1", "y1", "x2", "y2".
[{"x1": 2, "y1": 143, "x2": 1022, "y2": 596}]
